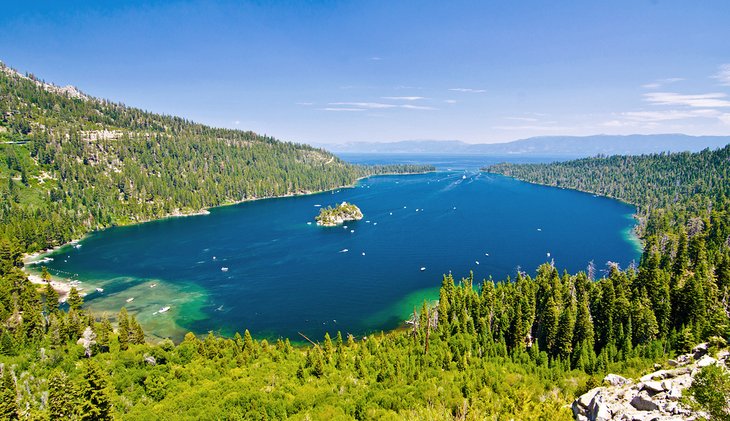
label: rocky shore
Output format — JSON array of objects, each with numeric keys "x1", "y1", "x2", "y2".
[
  {"x1": 573, "y1": 343, "x2": 726, "y2": 420},
  {"x1": 315, "y1": 202, "x2": 363, "y2": 226}
]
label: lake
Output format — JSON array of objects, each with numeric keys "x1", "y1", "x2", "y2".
[{"x1": 31, "y1": 155, "x2": 641, "y2": 341}]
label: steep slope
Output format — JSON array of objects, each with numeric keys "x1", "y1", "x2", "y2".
[{"x1": 0, "y1": 62, "x2": 430, "y2": 252}]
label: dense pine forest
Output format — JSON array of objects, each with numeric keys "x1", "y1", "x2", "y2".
[
  {"x1": 1, "y1": 61, "x2": 730, "y2": 419},
  {"x1": 0, "y1": 62, "x2": 431, "y2": 253},
  {"x1": 487, "y1": 148, "x2": 730, "y2": 349}
]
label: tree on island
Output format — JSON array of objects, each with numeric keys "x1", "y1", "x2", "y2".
[{"x1": 315, "y1": 202, "x2": 363, "y2": 226}]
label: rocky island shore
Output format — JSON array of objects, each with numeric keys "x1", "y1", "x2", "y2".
[{"x1": 315, "y1": 202, "x2": 363, "y2": 226}]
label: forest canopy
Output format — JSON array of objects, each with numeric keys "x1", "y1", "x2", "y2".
[{"x1": 1, "y1": 60, "x2": 729, "y2": 418}]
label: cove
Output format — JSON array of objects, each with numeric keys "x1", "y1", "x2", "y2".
[{"x1": 32, "y1": 165, "x2": 640, "y2": 341}]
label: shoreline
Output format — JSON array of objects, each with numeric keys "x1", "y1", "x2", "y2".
[
  {"x1": 25, "y1": 168, "x2": 642, "y2": 342},
  {"x1": 24, "y1": 170, "x2": 434, "y2": 259},
  {"x1": 482, "y1": 170, "x2": 645, "y2": 249},
  {"x1": 21, "y1": 170, "x2": 435, "y2": 297},
  {"x1": 26, "y1": 273, "x2": 72, "y2": 302}
]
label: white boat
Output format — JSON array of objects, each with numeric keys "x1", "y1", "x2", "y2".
[
  {"x1": 373, "y1": 222, "x2": 377, "y2": 225},
  {"x1": 420, "y1": 267, "x2": 426, "y2": 271},
  {"x1": 547, "y1": 252, "x2": 551, "y2": 257},
  {"x1": 350, "y1": 230, "x2": 355, "y2": 233},
  {"x1": 307, "y1": 222, "x2": 312, "y2": 225},
  {"x1": 221, "y1": 267, "x2": 229, "y2": 272},
  {"x1": 126, "y1": 297, "x2": 135, "y2": 303},
  {"x1": 158, "y1": 306, "x2": 170, "y2": 313},
  {"x1": 314, "y1": 204, "x2": 321, "y2": 207},
  {"x1": 96, "y1": 287, "x2": 104, "y2": 293},
  {"x1": 475, "y1": 260, "x2": 480, "y2": 265},
  {"x1": 537, "y1": 228, "x2": 542, "y2": 231},
  {"x1": 150, "y1": 283, "x2": 157, "y2": 288},
  {"x1": 73, "y1": 244, "x2": 82, "y2": 249},
  {"x1": 340, "y1": 249, "x2": 349, "y2": 253},
  {"x1": 362, "y1": 252, "x2": 366, "y2": 256}
]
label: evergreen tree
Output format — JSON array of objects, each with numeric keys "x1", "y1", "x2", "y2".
[
  {"x1": 0, "y1": 368, "x2": 19, "y2": 420},
  {"x1": 48, "y1": 370, "x2": 76, "y2": 419},
  {"x1": 335, "y1": 331, "x2": 344, "y2": 350},
  {"x1": 40, "y1": 266, "x2": 51, "y2": 281},
  {"x1": 556, "y1": 301, "x2": 575, "y2": 360},
  {"x1": 117, "y1": 307, "x2": 130, "y2": 351},
  {"x1": 312, "y1": 351, "x2": 325, "y2": 378},
  {"x1": 543, "y1": 295, "x2": 560, "y2": 357},
  {"x1": 243, "y1": 329, "x2": 254, "y2": 354},
  {"x1": 233, "y1": 332, "x2": 244, "y2": 354},
  {"x1": 79, "y1": 362, "x2": 113, "y2": 421},
  {"x1": 44, "y1": 281, "x2": 59, "y2": 314},
  {"x1": 632, "y1": 296, "x2": 659, "y2": 345},
  {"x1": 96, "y1": 316, "x2": 113, "y2": 353},
  {"x1": 68, "y1": 287, "x2": 83, "y2": 311},
  {"x1": 673, "y1": 230, "x2": 689, "y2": 277},
  {"x1": 129, "y1": 316, "x2": 145, "y2": 345},
  {"x1": 573, "y1": 294, "x2": 595, "y2": 349},
  {"x1": 323, "y1": 332, "x2": 333, "y2": 359}
]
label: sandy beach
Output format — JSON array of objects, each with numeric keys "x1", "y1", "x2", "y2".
[{"x1": 25, "y1": 272, "x2": 73, "y2": 302}]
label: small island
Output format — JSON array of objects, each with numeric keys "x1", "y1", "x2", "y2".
[{"x1": 315, "y1": 202, "x2": 363, "y2": 226}]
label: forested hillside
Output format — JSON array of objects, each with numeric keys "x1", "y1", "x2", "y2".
[
  {"x1": 0, "y1": 147, "x2": 726, "y2": 418},
  {"x1": 1, "y1": 62, "x2": 730, "y2": 419},
  {"x1": 0, "y1": 62, "x2": 431, "y2": 253},
  {"x1": 486, "y1": 147, "x2": 729, "y2": 211},
  {"x1": 487, "y1": 147, "x2": 730, "y2": 355}
]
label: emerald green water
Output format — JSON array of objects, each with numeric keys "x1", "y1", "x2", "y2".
[{"x1": 32, "y1": 157, "x2": 640, "y2": 341}]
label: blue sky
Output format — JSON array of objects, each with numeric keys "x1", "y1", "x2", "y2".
[{"x1": 2, "y1": 1, "x2": 729, "y2": 144}]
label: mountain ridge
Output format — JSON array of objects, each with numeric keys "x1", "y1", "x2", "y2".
[{"x1": 324, "y1": 134, "x2": 730, "y2": 157}]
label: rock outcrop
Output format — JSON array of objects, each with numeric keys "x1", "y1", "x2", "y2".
[
  {"x1": 315, "y1": 202, "x2": 363, "y2": 226},
  {"x1": 572, "y1": 343, "x2": 725, "y2": 421},
  {"x1": 0, "y1": 61, "x2": 90, "y2": 101},
  {"x1": 76, "y1": 326, "x2": 97, "y2": 358}
]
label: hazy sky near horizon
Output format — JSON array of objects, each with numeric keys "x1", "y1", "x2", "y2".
[{"x1": 2, "y1": 1, "x2": 730, "y2": 144}]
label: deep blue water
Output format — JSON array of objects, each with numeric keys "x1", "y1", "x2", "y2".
[{"x1": 34, "y1": 155, "x2": 640, "y2": 341}]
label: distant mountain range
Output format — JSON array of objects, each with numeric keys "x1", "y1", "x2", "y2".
[{"x1": 323, "y1": 134, "x2": 730, "y2": 157}]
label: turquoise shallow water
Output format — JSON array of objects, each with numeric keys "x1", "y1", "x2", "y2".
[{"x1": 33, "y1": 157, "x2": 640, "y2": 341}]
